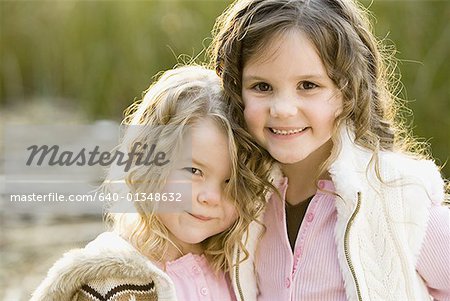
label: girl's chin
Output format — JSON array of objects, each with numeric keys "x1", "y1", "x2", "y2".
[{"x1": 271, "y1": 152, "x2": 306, "y2": 165}]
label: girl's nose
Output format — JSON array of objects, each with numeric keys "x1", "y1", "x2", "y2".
[
  {"x1": 197, "y1": 185, "x2": 221, "y2": 206},
  {"x1": 270, "y1": 94, "x2": 298, "y2": 118}
]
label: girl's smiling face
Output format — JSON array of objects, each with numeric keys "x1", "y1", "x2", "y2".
[
  {"x1": 158, "y1": 118, "x2": 237, "y2": 256},
  {"x1": 241, "y1": 29, "x2": 343, "y2": 165}
]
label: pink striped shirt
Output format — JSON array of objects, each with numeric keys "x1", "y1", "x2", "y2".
[
  {"x1": 256, "y1": 178, "x2": 450, "y2": 301},
  {"x1": 164, "y1": 253, "x2": 236, "y2": 301}
]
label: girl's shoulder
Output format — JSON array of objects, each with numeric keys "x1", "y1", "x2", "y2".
[
  {"x1": 379, "y1": 151, "x2": 442, "y2": 180},
  {"x1": 379, "y1": 151, "x2": 445, "y2": 204},
  {"x1": 30, "y1": 232, "x2": 176, "y2": 301}
]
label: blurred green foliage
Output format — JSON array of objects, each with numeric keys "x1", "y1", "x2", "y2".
[
  {"x1": 361, "y1": 0, "x2": 450, "y2": 177},
  {"x1": 0, "y1": 0, "x2": 229, "y2": 118},
  {"x1": 1, "y1": 0, "x2": 448, "y2": 177}
]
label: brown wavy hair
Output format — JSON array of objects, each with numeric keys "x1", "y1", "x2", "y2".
[
  {"x1": 209, "y1": 0, "x2": 434, "y2": 182},
  {"x1": 104, "y1": 65, "x2": 272, "y2": 272}
]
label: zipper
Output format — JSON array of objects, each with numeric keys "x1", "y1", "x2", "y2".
[
  {"x1": 235, "y1": 247, "x2": 245, "y2": 301},
  {"x1": 344, "y1": 191, "x2": 363, "y2": 301}
]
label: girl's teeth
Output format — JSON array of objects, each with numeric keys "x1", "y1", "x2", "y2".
[{"x1": 271, "y1": 128, "x2": 306, "y2": 135}]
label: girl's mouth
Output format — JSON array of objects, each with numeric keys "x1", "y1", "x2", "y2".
[
  {"x1": 188, "y1": 212, "x2": 213, "y2": 221},
  {"x1": 269, "y1": 127, "x2": 308, "y2": 135}
]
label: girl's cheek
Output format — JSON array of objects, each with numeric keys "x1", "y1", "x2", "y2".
[
  {"x1": 243, "y1": 100, "x2": 262, "y2": 119},
  {"x1": 243, "y1": 109, "x2": 259, "y2": 134}
]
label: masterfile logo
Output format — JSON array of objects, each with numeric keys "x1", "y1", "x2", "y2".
[
  {"x1": 2, "y1": 123, "x2": 192, "y2": 215},
  {"x1": 25, "y1": 142, "x2": 170, "y2": 172}
]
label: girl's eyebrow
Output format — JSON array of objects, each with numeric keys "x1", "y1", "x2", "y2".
[
  {"x1": 298, "y1": 74, "x2": 326, "y2": 80},
  {"x1": 242, "y1": 75, "x2": 266, "y2": 82},
  {"x1": 242, "y1": 73, "x2": 327, "y2": 81},
  {"x1": 191, "y1": 158, "x2": 208, "y2": 169},
  {"x1": 178, "y1": 155, "x2": 207, "y2": 169}
]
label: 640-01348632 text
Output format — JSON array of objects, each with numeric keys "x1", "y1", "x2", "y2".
[
  {"x1": 9, "y1": 191, "x2": 181, "y2": 202},
  {"x1": 9, "y1": 192, "x2": 183, "y2": 202}
]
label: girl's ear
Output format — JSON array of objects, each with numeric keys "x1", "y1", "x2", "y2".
[
  {"x1": 333, "y1": 91, "x2": 344, "y2": 118},
  {"x1": 334, "y1": 106, "x2": 343, "y2": 118}
]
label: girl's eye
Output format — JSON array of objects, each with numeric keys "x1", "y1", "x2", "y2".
[
  {"x1": 224, "y1": 179, "x2": 230, "y2": 184},
  {"x1": 253, "y1": 82, "x2": 272, "y2": 92},
  {"x1": 299, "y1": 81, "x2": 318, "y2": 90},
  {"x1": 183, "y1": 167, "x2": 203, "y2": 176}
]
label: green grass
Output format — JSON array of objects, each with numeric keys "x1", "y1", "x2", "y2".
[{"x1": 1, "y1": 0, "x2": 448, "y2": 177}]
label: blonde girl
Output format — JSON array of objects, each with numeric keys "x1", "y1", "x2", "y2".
[
  {"x1": 210, "y1": 0, "x2": 450, "y2": 300},
  {"x1": 30, "y1": 65, "x2": 270, "y2": 301}
]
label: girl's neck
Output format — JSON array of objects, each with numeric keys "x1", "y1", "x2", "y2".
[
  {"x1": 156, "y1": 243, "x2": 204, "y2": 272},
  {"x1": 281, "y1": 140, "x2": 333, "y2": 205},
  {"x1": 163, "y1": 237, "x2": 205, "y2": 262}
]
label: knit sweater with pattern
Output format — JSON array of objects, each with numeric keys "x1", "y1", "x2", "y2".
[{"x1": 30, "y1": 232, "x2": 177, "y2": 301}]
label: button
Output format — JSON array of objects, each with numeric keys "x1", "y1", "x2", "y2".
[
  {"x1": 318, "y1": 180, "x2": 325, "y2": 189},
  {"x1": 295, "y1": 247, "x2": 302, "y2": 257},
  {"x1": 200, "y1": 287, "x2": 208, "y2": 296},
  {"x1": 306, "y1": 212, "x2": 314, "y2": 222},
  {"x1": 192, "y1": 266, "x2": 201, "y2": 275},
  {"x1": 285, "y1": 277, "x2": 291, "y2": 288}
]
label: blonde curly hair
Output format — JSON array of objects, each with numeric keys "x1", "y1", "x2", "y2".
[{"x1": 104, "y1": 65, "x2": 272, "y2": 272}]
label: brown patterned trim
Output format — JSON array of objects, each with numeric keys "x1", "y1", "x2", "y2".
[
  {"x1": 80, "y1": 282, "x2": 156, "y2": 301},
  {"x1": 80, "y1": 285, "x2": 104, "y2": 301}
]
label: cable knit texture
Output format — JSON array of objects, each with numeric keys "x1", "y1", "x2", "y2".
[{"x1": 329, "y1": 126, "x2": 444, "y2": 301}]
